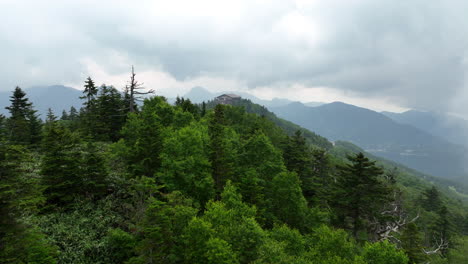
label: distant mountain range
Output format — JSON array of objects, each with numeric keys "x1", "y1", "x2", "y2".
[
  {"x1": 0, "y1": 85, "x2": 82, "y2": 118},
  {"x1": 183, "y1": 86, "x2": 324, "y2": 108},
  {"x1": 270, "y1": 101, "x2": 468, "y2": 180},
  {"x1": 382, "y1": 110, "x2": 468, "y2": 147}
]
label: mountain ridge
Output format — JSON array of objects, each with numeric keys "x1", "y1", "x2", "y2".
[
  {"x1": 183, "y1": 86, "x2": 324, "y2": 108},
  {"x1": 270, "y1": 101, "x2": 468, "y2": 180},
  {"x1": 382, "y1": 109, "x2": 468, "y2": 147}
]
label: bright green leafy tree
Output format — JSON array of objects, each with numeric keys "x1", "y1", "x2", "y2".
[
  {"x1": 158, "y1": 123, "x2": 215, "y2": 207},
  {"x1": 199, "y1": 181, "x2": 265, "y2": 263},
  {"x1": 361, "y1": 240, "x2": 409, "y2": 264}
]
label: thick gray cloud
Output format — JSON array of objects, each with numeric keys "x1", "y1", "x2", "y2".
[{"x1": 1, "y1": 0, "x2": 467, "y2": 112}]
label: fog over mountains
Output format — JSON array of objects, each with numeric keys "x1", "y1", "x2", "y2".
[{"x1": 382, "y1": 110, "x2": 468, "y2": 147}]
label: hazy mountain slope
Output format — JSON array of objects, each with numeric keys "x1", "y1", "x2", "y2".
[
  {"x1": 270, "y1": 101, "x2": 468, "y2": 179},
  {"x1": 1, "y1": 85, "x2": 83, "y2": 118},
  {"x1": 383, "y1": 110, "x2": 468, "y2": 146},
  {"x1": 183, "y1": 86, "x2": 323, "y2": 108},
  {"x1": 182, "y1": 86, "x2": 216, "y2": 103}
]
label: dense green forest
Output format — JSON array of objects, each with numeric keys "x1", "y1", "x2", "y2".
[{"x1": 1, "y1": 78, "x2": 468, "y2": 263}]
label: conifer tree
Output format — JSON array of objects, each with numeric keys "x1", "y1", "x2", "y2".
[
  {"x1": 0, "y1": 115, "x2": 6, "y2": 140},
  {"x1": 60, "y1": 110, "x2": 69, "y2": 120},
  {"x1": 94, "y1": 85, "x2": 127, "y2": 141},
  {"x1": 46, "y1": 108, "x2": 55, "y2": 122},
  {"x1": 310, "y1": 148, "x2": 332, "y2": 205},
  {"x1": 69, "y1": 106, "x2": 78, "y2": 121},
  {"x1": 430, "y1": 205, "x2": 452, "y2": 256},
  {"x1": 6, "y1": 86, "x2": 32, "y2": 117},
  {"x1": 209, "y1": 104, "x2": 234, "y2": 196},
  {"x1": 40, "y1": 112, "x2": 82, "y2": 206},
  {"x1": 333, "y1": 152, "x2": 391, "y2": 240},
  {"x1": 27, "y1": 108, "x2": 42, "y2": 145},
  {"x1": 67, "y1": 106, "x2": 80, "y2": 131},
  {"x1": 421, "y1": 186, "x2": 442, "y2": 212},
  {"x1": 81, "y1": 142, "x2": 108, "y2": 198},
  {"x1": 0, "y1": 142, "x2": 56, "y2": 263},
  {"x1": 175, "y1": 96, "x2": 199, "y2": 118},
  {"x1": 0, "y1": 143, "x2": 27, "y2": 241},
  {"x1": 80, "y1": 77, "x2": 98, "y2": 109},
  {"x1": 117, "y1": 97, "x2": 168, "y2": 177},
  {"x1": 5, "y1": 86, "x2": 41, "y2": 145},
  {"x1": 282, "y1": 130, "x2": 314, "y2": 198},
  {"x1": 79, "y1": 77, "x2": 100, "y2": 137},
  {"x1": 201, "y1": 101, "x2": 207, "y2": 117},
  {"x1": 401, "y1": 222, "x2": 427, "y2": 263}
]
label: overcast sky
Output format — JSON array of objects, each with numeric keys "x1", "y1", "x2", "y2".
[{"x1": 1, "y1": 0, "x2": 468, "y2": 114}]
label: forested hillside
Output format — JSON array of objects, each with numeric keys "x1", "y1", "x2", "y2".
[{"x1": 1, "y1": 80, "x2": 468, "y2": 263}]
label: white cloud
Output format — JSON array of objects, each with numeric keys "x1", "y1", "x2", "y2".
[
  {"x1": 250, "y1": 84, "x2": 408, "y2": 112},
  {"x1": 1, "y1": 0, "x2": 468, "y2": 114},
  {"x1": 70, "y1": 58, "x2": 246, "y2": 98}
]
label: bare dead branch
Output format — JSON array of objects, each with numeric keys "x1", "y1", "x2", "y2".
[
  {"x1": 126, "y1": 65, "x2": 155, "y2": 112},
  {"x1": 423, "y1": 235, "x2": 448, "y2": 255}
]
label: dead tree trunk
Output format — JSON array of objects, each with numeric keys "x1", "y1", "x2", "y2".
[{"x1": 126, "y1": 66, "x2": 154, "y2": 112}]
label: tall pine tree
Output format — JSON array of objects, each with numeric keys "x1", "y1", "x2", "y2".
[
  {"x1": 79, "y1": 77, "x2": 98, "y2": 137},
  {"x1": 421, "y1": 186, "x2": 442, "y2": 212},
  {"x1": 401, "y1": 222, "x2": 427, "y2": 263},
  {"x1": 209, "y1": 104, "x2": 234, "y2": 196},
  {"x1": 332, "y1": 152, "x2": 391, "y2": 240},
  {"x1": 5, "y1": 87, "x2": 41, "y2": 145},
  {"x1": 40, "y1": 112, "x2": 82, "y2": 207},
  {"x1": 282, "y1": 130, "x2": 315, "y2": 199},
  {"x1": 116, "y1": 96, "x2": 170, "y2": 178},
  {"x1": 80, "y1": 77, "x2": 98, "y2": 109},
  {"x1": 94, "y1": 85, "x2": 127, "y2": 141},
  {"x1": 0, "y1": 142, "x2": 56, "y2": 263},
  {"x1": 81, "y1": 142, "x2": 108, "y2": 199}
]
